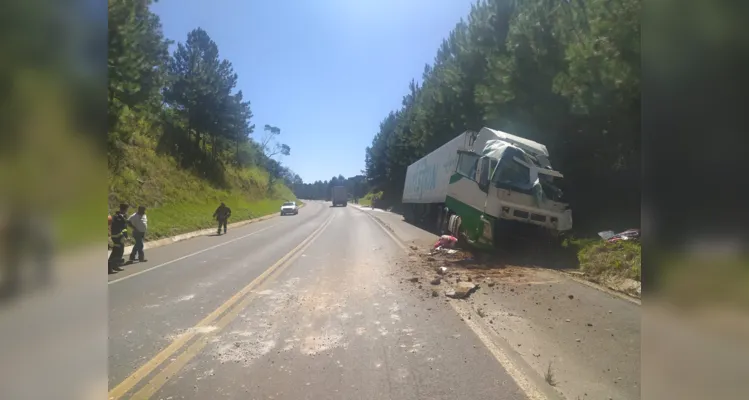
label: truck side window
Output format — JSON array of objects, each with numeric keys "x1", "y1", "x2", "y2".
[{"x1": 456, "y1": 152, "x2": 479, "y2": 180}]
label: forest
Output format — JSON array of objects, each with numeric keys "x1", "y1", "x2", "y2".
[
  {"x1": 108, "y1": 0, "x2": 301, "y2": 204},
  {"x1": 107, "y1": 0, "x2": 306, "y2": 238},
  {"x1": 293, "y1": 175, "x2": 370, "y2": 202},
  {"x1": 363, "y1": 0, "x2": 640, "y2": 234}
]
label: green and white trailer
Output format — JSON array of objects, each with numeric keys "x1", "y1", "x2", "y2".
[{"x1": 401, "y1": 127, "x2": 572, "y2": 250}]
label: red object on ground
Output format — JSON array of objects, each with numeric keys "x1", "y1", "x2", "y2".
[{"x1": 434, "y1": 235, "x2": 458, "y2": 249}]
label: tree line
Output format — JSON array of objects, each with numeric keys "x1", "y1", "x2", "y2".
[
  {"x1": 293, "y1": 175, "x2": 370, "y2": 201},
  {"x1": 364, "y1": 0, "x2": 640, "y2": 233},
  {"x1": 108, "y1": 0, "x2": 297, "y2": 192}
]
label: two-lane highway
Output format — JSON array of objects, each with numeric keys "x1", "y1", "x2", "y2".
[{"x1": 108, "y1": 202, "x2": 544, "y2": 400}]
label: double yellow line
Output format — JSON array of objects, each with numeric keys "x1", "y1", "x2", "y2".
[{"x1": 109, "y1": 215, "x2": 335, "y2": 400}]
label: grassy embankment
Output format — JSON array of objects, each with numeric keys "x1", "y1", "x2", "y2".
[
  {"x1": 358, "y1": 191, "x2": 382, "y2": 207},
  {"x1": 108, "y1": 134, "x2": 297, "y2": 243},
  {"x1": 563, "y1": 236, "x2": 641, "y2": 283}
]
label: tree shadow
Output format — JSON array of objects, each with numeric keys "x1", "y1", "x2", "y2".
[{"x1": 156, "y1": 119, "x2": 229, "y2": 189}]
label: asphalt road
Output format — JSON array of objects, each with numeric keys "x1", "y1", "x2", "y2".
[
  {"x1": 355, "y1": 205, "x2": 641, "y2": 400},
  {"x1": 108, "y1": 201, "x2": 541, "y2": 400}
]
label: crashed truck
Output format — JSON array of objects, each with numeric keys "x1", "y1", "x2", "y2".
[{"x1": 401, "y1": 127, "x2": 572, "y2": 250}]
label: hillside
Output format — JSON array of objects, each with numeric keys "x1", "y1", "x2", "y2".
[
  {"x1": 108, "y1": 133, "x2": 295, "y2": 241},
  {"x1": 108, "y1": 1, "x2": 299, "y2": 242}
]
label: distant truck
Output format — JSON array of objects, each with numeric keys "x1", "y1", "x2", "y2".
[
  {"x1": 401, "y1": 127, "x2": 572, "y2": 249},
  {"x1": 331, "y1": 186, "x2": 348, "y2": 207}
]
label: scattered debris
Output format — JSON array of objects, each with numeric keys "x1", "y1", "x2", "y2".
[
  {"x1": 430, "y1": 277, "x2": 441, "y2": 285},
  {"x1": 447, "y1": 282, "x2": 478, "y2": 299},
  {"x1": 576, "y1": 338, "x2": 581, "y2": 342},
  {"x1": 431, "y1": 289, "x2": 439, "y2": 297},
  {"x1": 477, "y1": 308, "x2": 486, "y2": 318},
  {"x1": 565, "y1": 319, "x2": 571, "y2": 322},
  {"x1": 586, "y1": 323, "x2": 593, "y2": 327},
  {"x1": 445, "y1": 290, "x2": 457, "y2": 298},
  {"x1": 410, "y1": 245, "x2": 418, "y2": 251},
  {"x1": 436, "y1": 266, "x2": 448, "y2": 275},
  {"x1": 545, "y1": 362, "x2": 557, "y2": 386},
  {"x1": 598, "y1": 228, "x2": 640, "y2": 243},
  {"x1": 533, "y1": 353, "x2": 541, "y2": 357},
  {"x1": 568, "y1": 294, "x2": 574, "y2": 299},
  {"x1": 409, "y1": 277, "x2": 419, "y2": 283}
]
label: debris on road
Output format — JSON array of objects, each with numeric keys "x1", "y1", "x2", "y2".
[
  {"x1": 430, "y1": 277, "x2": 441, "y2": 285},
  {"x1": 409, "y1": 277, "x2": 419, "y2": 283},
  {"x1": 568, "y1": 294, "x2": 574, "y2": 299},
  {"x1": 446, "y1": 282, "x2": 477, "y2": 299},
  {"x1": 436, "y1": 266, "x2": 448, "y2": 275}
]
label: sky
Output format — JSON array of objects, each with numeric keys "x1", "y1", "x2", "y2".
[{"x1": 151, "y1": 0, "x2": 475, "y2": 183}]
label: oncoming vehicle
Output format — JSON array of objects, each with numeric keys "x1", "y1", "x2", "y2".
[{"x1": 280, "y1": 201, "x2": 298, "y2": 216}]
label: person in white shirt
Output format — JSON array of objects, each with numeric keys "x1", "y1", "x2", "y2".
[{"x1": 127, "y1": 206, "x2": 148, "y2": 263}]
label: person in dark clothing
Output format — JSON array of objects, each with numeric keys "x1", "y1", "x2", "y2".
[
  {"x1": 213, "y1": 202, "x2": 231, "y2": 235},
  {"x1": 108, "y1": 203, "x2": 129, "y2": 273}
]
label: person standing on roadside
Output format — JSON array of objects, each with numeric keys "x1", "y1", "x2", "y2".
[
  {"x1": 127, "y1": 206, "x2": 148, "y2": 263},
  {"x1": 213, "y1": 202, "x2": 231, "y2": 235},
  {"x1": 108, "y1": 203, "x2": 129, "y2": 273}
]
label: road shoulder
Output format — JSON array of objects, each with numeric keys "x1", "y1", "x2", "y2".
[
  {"x1": 354, "y1": 205, "x2": 641, "y2": 400},
  {"x1": 108, "y1": 202, "x2": 306, "y2": 257}
]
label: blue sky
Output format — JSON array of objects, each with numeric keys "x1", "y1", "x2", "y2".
[{"x1": 151, "y1": 0, "x2": 475, "y2": 183}]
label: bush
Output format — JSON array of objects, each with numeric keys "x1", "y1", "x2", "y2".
[{"x1": 576, "y1": 240, "x2": 641, "y2": 281}]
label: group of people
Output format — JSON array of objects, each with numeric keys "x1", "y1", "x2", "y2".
[
  {"x1": 108, "y1": 202, "x2": 233, "y2": 274},
  {"x1": 108, "y1": 203, "x2": 148, "y2": 274}
]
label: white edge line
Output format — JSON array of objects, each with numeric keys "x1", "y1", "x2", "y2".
[
  {"x1": 450, "y1": 301, "x2": 549, "y2": 400},
  {"x1": 360, "y1": 206, "x2": 551, "y2": 400},
  {"x1": 108, "y1": 224, "x2": 278, "y2": 285}
]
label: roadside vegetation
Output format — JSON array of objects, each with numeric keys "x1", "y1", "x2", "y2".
[
  {"x1": 567, "y1": 238, "x2": 641, "y2": 282},
  {"x1": 358, "y1": 191, "x2": 383, "y2": 207},
  {"x1": 362, "y1": 0, "x2": 641, "y2": 235},
  {"x1": 108, "y1": 0, "x2": 300, "y2": 242}
]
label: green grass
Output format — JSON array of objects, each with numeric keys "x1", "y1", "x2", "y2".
[
  {"x1": 142, "y1": 196, "x2": 291, "y2": 240},
  {"x1": 564, "y1": 236, "x2": 641, "y2": 281},
  {"x1": 109, "y1": 132, "x2": 296, "y2": 245},
  {"x1": 358, "y1": 190, "x2": 382, "y2": 207}
]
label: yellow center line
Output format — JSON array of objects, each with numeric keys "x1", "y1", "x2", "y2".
[
  {"x1": 108, "y1": 215, "x2": 335, "y2": 400},
  {"x1": 130, "y1": 216, "x2": 333, "y2": 399}
]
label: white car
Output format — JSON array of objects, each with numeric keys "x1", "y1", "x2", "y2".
[{"x1": 280, "y1": 201, "x2": 298, "y2": 216}]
